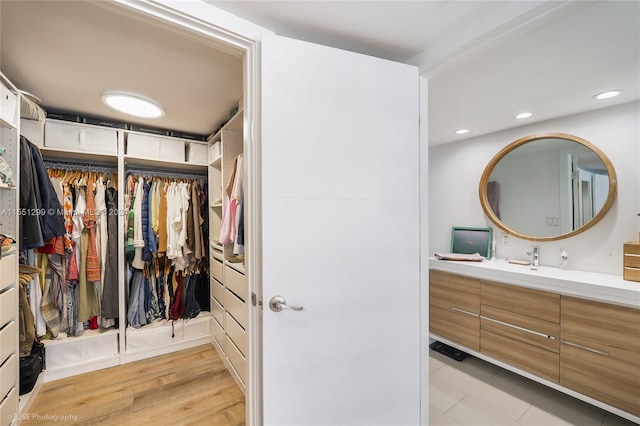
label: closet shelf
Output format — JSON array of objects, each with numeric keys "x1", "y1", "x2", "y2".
[
  {"x1": 42, "y1": 328, "x2": 118, "y2": 347},
  {"x1": 0, "y1": 116, "x2": 16, "y2": 129},
  {"x1": 124, "y1": 155, "x2": 207, "y2": 173},
  {"x1": 209, "y1": 156, "x2": 222, "y2": 167},
  {"x1": 210, "y1": 203, "x2": 223, "y2": 208},
  {"x1": 40, "y1": 146, "x2": 118, "y2": 165},
  {"x1": 0, "y1": 182, "x2": 16, "y2": 190}
]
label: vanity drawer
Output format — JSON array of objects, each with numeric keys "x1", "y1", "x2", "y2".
[
  {"x1": 561, "y1": 296, "x2": 640, "y2": 356},
  {"x1": 481, "y1": 329, "x2": 559, "y2": 383},
  {"x1": 0, "y1": 288, "x2": 16, "y2": 327},
  {"x1": 224, "y1": 265, "x2": 247, "y2": 302},
  {"x1": 481, "y1": 305, "x2": 559, "y2": 353},
  {"x1": 0, "y1": 321, "x2": 16, "y2": 363},
  {"x1": 561, "y1": 342, "x2": 640, "y2": 416},
  {"x1": 430, "y1": 305, "x2": 479, "y2": 351},
  {"x1": 429, "y1": 270, "x2": 480, "y2": 351},
  {"x1": 481, "y1": 281, "x2": 560, "y2": 324},
  {"x1": 429, "y1": 270, "x2": 480, "y2": 313}
]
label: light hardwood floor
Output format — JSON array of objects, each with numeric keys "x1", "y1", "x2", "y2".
[{"x1": 22, "y1": 344, "x2": 245, "y2": 425}]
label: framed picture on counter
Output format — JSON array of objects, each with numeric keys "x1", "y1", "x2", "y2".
[{"x1": 450, "y1": 226, "x2": 492, "y2": 259}]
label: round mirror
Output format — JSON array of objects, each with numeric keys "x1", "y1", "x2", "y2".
[{"x1": 479, "y1": 133, "x2": 617, "y2": 241}]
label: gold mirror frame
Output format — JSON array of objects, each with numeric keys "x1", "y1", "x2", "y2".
[{"x1": 479, "y1": 132, "x2": 617, "y2": 242}]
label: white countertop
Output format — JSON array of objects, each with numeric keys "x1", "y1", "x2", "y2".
[{"x1": 429, "y1": 257, "x2": 640, "y2": 309}]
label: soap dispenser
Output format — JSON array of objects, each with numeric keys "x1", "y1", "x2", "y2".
[{"x1": 560, "y1": 249, "x2": 569, "y2": 270}]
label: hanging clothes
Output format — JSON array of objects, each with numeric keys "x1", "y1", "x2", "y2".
[
  {"x1": 122, "y1": 172, "x2": 209, "y2": 328},
  {"x1": 85, "y1": 175, "x2": 101, "y2": 283},
  {"x1": 131, "y1": 177, "x2": 145, "y2": 269},
  {"x1": 95, "y1": 177, "x2": 108, "y2": 288},
  {"x1": 19, "y1": 137, "x2": 44, "y2": 249},
  {"x1": 101, "y1": 186, "x2": 119, "y2": 322}
]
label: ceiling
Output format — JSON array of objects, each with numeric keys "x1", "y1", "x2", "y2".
[{"x1": 1, "y1": 1, "x2": 638, "y2": 144}]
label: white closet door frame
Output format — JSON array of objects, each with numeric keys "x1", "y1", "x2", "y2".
[{"x1": 109, "y1": 1, "x2": 266, "y2": 424}]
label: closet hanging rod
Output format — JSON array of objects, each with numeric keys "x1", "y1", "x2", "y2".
[
  {"x1": 43, "y1": 160, "x2": 118, "y2": 174},
  {"x1": 126, "y1": 168, "x2": 207, "y2": 180}
]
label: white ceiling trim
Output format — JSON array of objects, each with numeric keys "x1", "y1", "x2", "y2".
[{"x1": 409, "y1": 0, "x2": 583, "y2": 77}]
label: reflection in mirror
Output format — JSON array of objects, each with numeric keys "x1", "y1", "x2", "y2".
[{"x1": 479, "y1": 133, "x2": 617, "y2": 242}]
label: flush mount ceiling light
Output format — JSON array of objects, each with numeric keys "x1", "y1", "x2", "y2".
[
  {"x1": 455, "y1": 129, "x2": 469, "y2": 134},
  {"x1": 593, "y1": 90, "x2": 622, "y2": 100},
  {"x1": 101, "y1": 91, "x2": 165, "y2": 118},
  {"x1": 515, "y1": 112, "x2": 533, "y2": 119}
]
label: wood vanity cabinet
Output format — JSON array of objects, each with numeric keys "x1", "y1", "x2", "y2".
[
  {"x1": 480, "y1": 282, "x2": 560, "y2": 382},
  {"x1": 560, "y1": 296, "x2": 640, "y2": 416},
  {"x1": 429, "y1": 270, "x2": 480, "y2": 351}
]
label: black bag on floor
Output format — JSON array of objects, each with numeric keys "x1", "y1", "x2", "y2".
[{"x1": 20, "y1": 339, "x2": 45, "y2": 395}]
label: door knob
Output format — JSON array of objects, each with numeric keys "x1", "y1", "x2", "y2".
[{"x1": 269, "y1": 296, "x2": 304, "y2": 312}]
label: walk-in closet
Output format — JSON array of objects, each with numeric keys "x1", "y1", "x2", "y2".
[{"x1": 0, "y1": 1, "x2": 250, "y2": 422}]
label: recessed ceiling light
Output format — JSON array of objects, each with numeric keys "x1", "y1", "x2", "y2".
[
  {"x1": 101, "y1": 91, "x2": 165, "y2": 118},
  {"x1": 593, "y1": 90, "x2": 622, "y2": 100},
  {"x1": 515, "y1": 112, "x2": 533, "y2": 119},
  {"x1": 455, "y1": 129, "x2": 469, "y2": 134}
]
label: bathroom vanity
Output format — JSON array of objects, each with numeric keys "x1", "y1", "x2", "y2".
[{"x1": 429, "y1": 258, "x2": 640, "y2": 423}]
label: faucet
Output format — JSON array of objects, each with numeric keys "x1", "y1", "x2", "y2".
[{"x1": 527, "y1": 246, "x2": 540, "y2": 270}]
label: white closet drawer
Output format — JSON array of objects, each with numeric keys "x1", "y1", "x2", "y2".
[
  {"x1": 225, "y1": 312, "x2": 247, "y2": 356},
  {"x1": 211, "y1": 257, "x2": 223, "y2": 282},
  {"x1": 224, "y1": 265, "x2": 247, "y2": 302},
  {"x1": 125, "y1": 321, "x2": 185, "y2": 351},
  {"x1": 21, "y1": 118, "x2": 44, "y2": 147},
  {"x1": 183, "y1": 314, "x2": 210, "y2": 340},
  {"x1": 211, "y1": 316, "x2": 225, "y2": 353},
  {"x1": 225, "y1": 289, "x2": 247, "y2": 329},
  {"x1": 211, "y1": 297, "x2": 225, "y2": 328},
  {"x1": 0, "y1": 80, "x2": 18, "y2": 127},
  {"x1": 45, "y1": 121, "x2": 118, "y2": 154},
  {"x1": 46, "y1": 330, "x2": 118, "y2": 370},
  {"x1": 211, "y1": 277, "x2": 224, "y2": 307},
  {"x1": 45, "y1": 120, "x2": 80, "y2": 149},
  {"x1": 186, "y1": 143, "x2": 208, "y2": 165},
  {"x1": 0, "y1": 255, "x2": 16, "y2": 292},
  {"x1": 127, "y1": 133, "x2": 185, "y2": 161},
  {"x1": 0, "y1": 386, "x2": 17, "y2": 426},
  {"x1": 0, "y1": 288, "x2": 16, "y2": 327},
  {"x1": 0, "y1": 321, "x2": 16, "y2": 362},
  {"x1": 225, "y1": 334, "x2": 247, "y2": 385},
  {"x1": 0, "y1": 354, "x2": 17, "y2": 402},
  {"x1": 80, "y1": 127, "x2": 118, "y2": 154}
]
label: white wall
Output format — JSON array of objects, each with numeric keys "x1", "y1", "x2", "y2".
[{"x1": 429, "y1": 101, "x2": 640, "y2": 275}]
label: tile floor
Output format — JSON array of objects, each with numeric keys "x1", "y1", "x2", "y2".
[{"x1": 428, "y1": 349, "x2": 639, "y2": 426}]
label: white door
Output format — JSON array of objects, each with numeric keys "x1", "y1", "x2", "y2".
[{"x1": 261, "y1": 34, "x2": 422, "y2": 425}]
